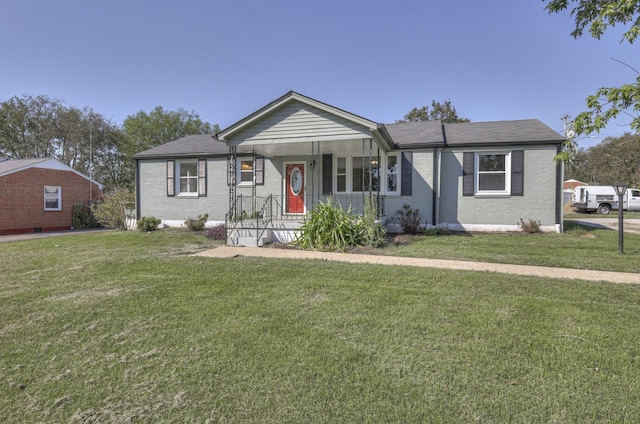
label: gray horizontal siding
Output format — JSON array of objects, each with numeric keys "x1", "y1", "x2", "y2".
[{"x1": 229, "y1": 100, "x2": 372, "y2": 143}]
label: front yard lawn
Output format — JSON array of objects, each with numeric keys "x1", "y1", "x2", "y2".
[{"x1": 1, "y1": 229, "x2": 639, "y2": 422}]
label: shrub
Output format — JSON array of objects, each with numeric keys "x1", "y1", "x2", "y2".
[
  {"x1": 72, "y1": 203, "x2": 97, "y2": 229},
  {"x1": 205, "y1": 224, "x2": 227, "y2": 240},
  {"x1": 185, "y1": 214, "x2": 209, "y2": 231},
  {"x1": 356, "y1": 197, "x2": 387, "y2": 248},
  {"x1": 395, "y1": 204, "x2": 421, "y2": 234},
  {"x1": 91, "y1": 189, "x2": 135, "y2": 230},
  {"x1": 518, "y1": 218, "x2": 542, "y2": 234},
  {"x1": 295, "y1": 198, "x2": 386, "y2": 250},
  {"x1": 295, "y1": 199, "x2": 359, "y2": 250},
  {"x1": 136, "y1": 216, "x2": 161, "y2": 232}
]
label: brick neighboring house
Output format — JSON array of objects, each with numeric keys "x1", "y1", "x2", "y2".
[{"x1": 0, "y1": 158, "x2": 103, "y2": 235}]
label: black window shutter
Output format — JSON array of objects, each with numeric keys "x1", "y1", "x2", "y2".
[
  {"x1": 511, "y1": 150, "x2": 524, "y2": 196},
  {"x1": 401, "y1": 152, "x2": 412, "y2": 196},
  {"x1": 462, "y1": 152, "x2": 474, "y2": 196},
  {"x1": 255, "y1": 157, "x2": 264, "y2": 185},
  {"x1": 322, "y1": 154, "x2": 332, "y2": 195},
  {"x1": 198, "y1": 159, "x2": 207, "y2": 196},
  {"x1": 167, "y1": 160, "x2": 175, "y2": 197}
]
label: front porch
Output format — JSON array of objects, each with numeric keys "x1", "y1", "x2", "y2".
[
  {"x1": 225, "y1": 194, "x2": 387, "y2": 246},
  {"x1": 215, "y1": 91, "x2": 400, "y2": 247}
]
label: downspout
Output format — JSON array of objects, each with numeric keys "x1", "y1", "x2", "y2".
[
  {"x1": 135, "y1": 158, "x2": 141, "y2": 220},
  {"x1": 310, "y1": 141, "x2": 316, "y2": 207},
  {"x1": 556, "y1": 143, "x2": 564, "y2": 233},
  {"x1": 433, "y1": 148, "x2": 442, "y2": 228},
  {"x1": 377, "y1": 145, "x2": 381, "y2": 219}
]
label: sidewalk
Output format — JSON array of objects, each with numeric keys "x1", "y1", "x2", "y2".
[
  {"x1": 0, "y1": 228, "x2": 110, "y2": 243},
  {"x1": 195, "y1": 246, "x2": 640, "y2": 285}
]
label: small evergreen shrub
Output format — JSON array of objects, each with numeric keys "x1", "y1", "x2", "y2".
[
  {"x1": 205, "y1": 224, "x2": 227, "y2": 240},
  {"x1": 185, "y1": 214, "x2": 209, "y2": 231},
  {"x1": 518, "y1": 218, "x2": 542, "y2": 233},
  {"x1": 72, "y1": 203, "x2": 97, "y2": 229},
  {"x1": 136, "y1": 216, "x2": 161, "y2": 232},
  {"x1": 395, "y1": 204, "x2": 421, "y2": 234}
]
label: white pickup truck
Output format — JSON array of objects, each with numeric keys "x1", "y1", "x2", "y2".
[{"x1": 573, "y1": 185, "x2": 640, "y2": 214}]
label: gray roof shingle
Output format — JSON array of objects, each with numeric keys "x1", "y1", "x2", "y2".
[
  {"x1": 131, "y1": 134, "x2": 227, "y2": 159},
  {"x1": 442, "y1": 119, "x2": 565, "y2": 146},
  {"x1": 132, "y1": 119, "x2": 564, "y2": 159},
  {"x1": 382, "y1": 121, "x2": 445, "y2": 147},
  {"x1": 0, "y1": 158, "x2": 49, "y2": 175},
  {"x1": 382, "y1": 119, "x2": 564, "y2": 148}
]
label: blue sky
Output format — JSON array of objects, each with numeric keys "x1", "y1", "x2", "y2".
[{"x1": 1, "y1": 0, "x2": 636, "y2": 149}]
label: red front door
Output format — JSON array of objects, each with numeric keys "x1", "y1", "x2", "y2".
[{"x1": 286, "y1": 163, "x2": 305, "y2": 214}]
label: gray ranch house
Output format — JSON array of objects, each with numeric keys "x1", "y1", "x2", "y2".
[{"x1": 133, "y1": 91, "x2": 565, "y2": 245}]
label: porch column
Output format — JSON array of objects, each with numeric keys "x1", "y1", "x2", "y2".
[
  {"x1": 227, "y1": 145, "x2": 237, "y2": 218},
  {"x1": 310, "y1": 141, "x2": 320, "y2": 207}
]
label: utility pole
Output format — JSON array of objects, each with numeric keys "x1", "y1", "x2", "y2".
[{"x1": 89, "y1": 110, "x2": 93, "y2": 201}]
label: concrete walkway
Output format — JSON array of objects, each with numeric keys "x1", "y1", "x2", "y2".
[
  {"x1": 195, "y1": 246, "x2": 640, "y2": 285},
  {"x1": 0, "y1": 228, "x2": 110, "y2": 243}
]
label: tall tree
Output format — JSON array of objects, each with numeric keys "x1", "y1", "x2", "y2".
[
  {"x1": 120, "y1": 106, "x2": 219, "y2": 191},
  {"x1": 0, "y1": 95, "x2": 126, "y2": 192},
  {"x1": 401, "y1": 100, "x2": 470, "y2": 123},
  {"x1": 0, "y1": 95, "x2": 59, "y2": 158},
  {"x1": 544, "y1": 0, "x2": 640, "y2": 136},
  {"x1": 122, "y1": 106, "x2": 219, "y2": 156},
  {"x1": 565, "y1": 133, "x2": 640, "y2": 186}
]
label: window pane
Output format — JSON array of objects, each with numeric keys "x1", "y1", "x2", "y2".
[
  {"x1": 179, "y1": 163, "x2": 198, "y2": 192},
  {"x1": 240, "y1": 160, "x2": 253, "y2": 183},
  {"x1": 180, "y1": 163, "x2": 197, "y2": 177},
  {"x1": 479, "y1": 154, "x2": 505, "y2": 172},
  {"x1": 44, "y1": 186, "x2": 61, "y2": 210},
  {"x1": 387, "y1": 174, "x2": 397, "y2": 192},
  {"x1": 337, "y1": 158, "x2": 346, "y2": 174},
  {"x1": 387, "y1": 156, "x2": 398, "y2": 192},
  {"x1": 352, "y1": 156, "x2": 379, "y2": 192},
  {"x1": 352, "y1": 157, "x2": 364, "y2": 192},
  {"x1": 180, "y1": 177, "x2": 197, "y2": 192},
  {"x1": 337, "y1": 175, "x2": 346, "y2": 192},
  {"x1": 478, "y1": 173, "x2": 505, "y2": 191}
]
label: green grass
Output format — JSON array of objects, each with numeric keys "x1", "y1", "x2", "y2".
[
  {"x1": 2, "y1": 229, "x2": 640, "y2": 422},
  {"x1": 385, "y1": 220, "x2": 640, "y2": 272}
]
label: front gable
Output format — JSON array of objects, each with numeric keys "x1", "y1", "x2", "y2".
[
  {"x1": 217, "y1": 91, "x2": 391, "y2": 156},
  {"x1": 229, "y1": 99, "x2": 374, "y2": 145}
]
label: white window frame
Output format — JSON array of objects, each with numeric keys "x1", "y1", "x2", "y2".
[
  {"x1": 176, "y1": 160, "x2": 199, "y2": 197},
  {"x1": 385, "y1": 154, "x2": 400, "y2": 195},
  {"x1": 475, "y1": 151, "x2": 511, "y2": 195},
  {"x1": 333, "y1": 154, "x2": 397, "y2": 194},
  {"x1": 237, "y1": 158, "x2": 254, "y2": 186},
  {"x1": 44, "y1": 186, "x2": 62, "y2": 211},
  {"x1": 335, "y1": 157, "x2": 347, "y2": 193}
]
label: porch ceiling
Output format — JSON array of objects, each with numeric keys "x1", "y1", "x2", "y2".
[{"x1": 236, "y1": 137, "x2": 389, "y2": 157}]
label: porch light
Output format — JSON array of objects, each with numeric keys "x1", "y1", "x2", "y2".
[{"x1": 613, "y1": 182, "x2": 627, "y2": 254}]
